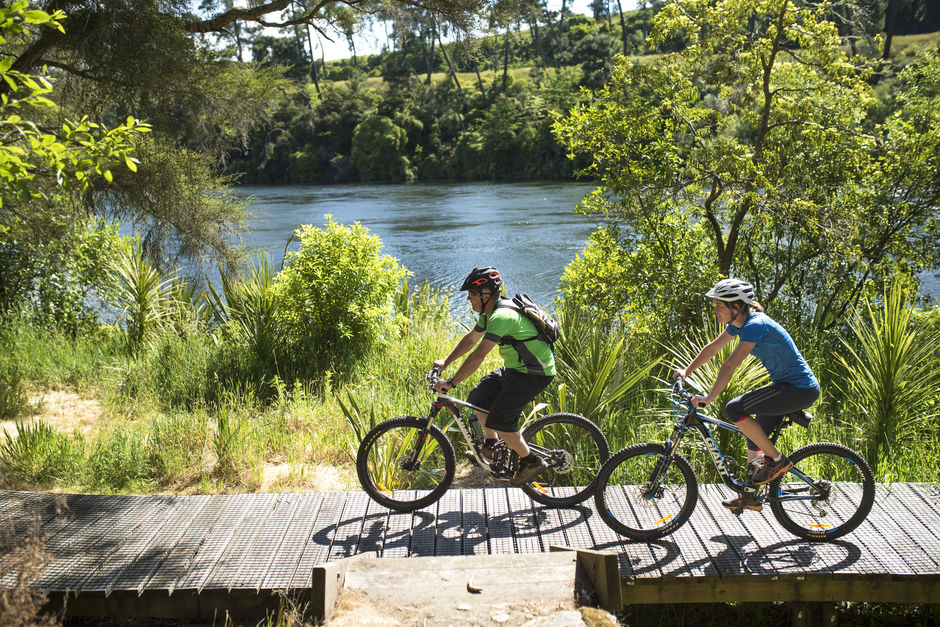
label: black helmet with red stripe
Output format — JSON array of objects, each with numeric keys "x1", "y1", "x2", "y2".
[{"x1": 460, "y1": 267, "x2": 502, "y2": 293}]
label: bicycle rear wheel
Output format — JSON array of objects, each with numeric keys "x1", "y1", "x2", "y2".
[
  {"x1": 520, "y1": 412, "x2": 610, "y2": 507},
  {"x1": 769, "y1": 442, "x2": 875, "y2": 541},
  {"x1": 594, "y1": 442, "x2": 698, "y2": 541},
  {"x1": 356, "y1": 416, "x2": 456, "y2": 512}
]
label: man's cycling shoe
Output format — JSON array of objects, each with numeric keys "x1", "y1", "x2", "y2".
[
  {"x1": 510, "y1": 458, "x2": 547, "y2": 486},
  {"x1": 751, "y1": 454, "x2": 793, "y2": 485},
  {"x1": 722, "y1": 493, "x2": 763, "y2": 512}
]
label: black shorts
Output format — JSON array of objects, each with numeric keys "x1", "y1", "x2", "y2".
[
  {"x1": 724, "y1": 382, "x2": 821, "y2": 452},
  {"x1": 466, "y1": 367, "x2": 553, "y2": 433}
]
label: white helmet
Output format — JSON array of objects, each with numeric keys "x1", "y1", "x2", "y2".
[{"x1": 706, "y1": 278, "x2": 755, "y2": 303}]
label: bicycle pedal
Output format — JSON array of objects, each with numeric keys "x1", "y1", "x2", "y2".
[{"x1": 530, "y1": 481, "x2": 548, "y2": 494}]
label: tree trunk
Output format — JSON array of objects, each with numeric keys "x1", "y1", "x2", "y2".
[
  {"x1": 305, "y1": 26, "x2": 321, "y2": 96},
  {"x1": 436, "y1": 29, "x2": 466, "y2": 130},
  {"x1": 615, "y1": 0, "x2": 627, "y2": 55},
  {"x1": 473, "y1": 59, "x2": 490, "y2": 106},
  {"x1": 502, "y1": 29, "x2": 510, "y2": 92},
  {"x1": 883, "y1": 0, "x2": 898, "y2": 59}
]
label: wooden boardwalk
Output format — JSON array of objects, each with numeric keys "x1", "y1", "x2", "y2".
[{"x1": 2, "y1": 483, "x2": 939, "y2": 618}]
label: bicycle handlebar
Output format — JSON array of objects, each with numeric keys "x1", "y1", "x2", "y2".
[{"x1": 672, "y1": 377, "x2": 695, "y2": 405}]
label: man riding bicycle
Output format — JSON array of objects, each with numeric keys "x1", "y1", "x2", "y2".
[
  {"x1": 432, "y1": 267, "x2": 555, "y2": 486},
  {"x1": 675, "y1": 278, "x2": 820, "y2": 512}
]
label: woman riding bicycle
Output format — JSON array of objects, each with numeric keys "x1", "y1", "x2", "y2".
[
  {"x1": 432, "y1": 266, "x2": 555, "y2": 486},
  {"x1": 674, "y1": 278, "x2": 820, "y2": 512}
]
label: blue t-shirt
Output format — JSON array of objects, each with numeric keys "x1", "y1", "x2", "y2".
[{"x1": 726, "y1": 312, "x2": 818, "y2": 389}]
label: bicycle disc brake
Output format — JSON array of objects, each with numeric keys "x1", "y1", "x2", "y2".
[
  {"x1": 542, "y1": 449, "x2": 575, "y2": 474},
  {"x1": 810, "y1": 479, "x2": 833, "y2": 517},
  {"x1": 632, "y1": 482, "x2": 665, "y2": 505}
]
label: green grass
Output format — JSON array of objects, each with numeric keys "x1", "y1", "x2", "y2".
[{"x1": 1, "y1": 279, "x2": 938, "y2": 495}]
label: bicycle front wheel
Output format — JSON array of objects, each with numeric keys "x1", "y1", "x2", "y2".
[
  {"x1": 520, "y1": 412, "x2": 610, "y2": 507},
  {"x1": 769, "y1": 442, "x2": 875, "y2": 541},
  {"x1": 594, "y1": 443, "x2": 698, "y2": 541},
  {"x1": 356, "y1": 416, "x2": 456, "y2": 512}
]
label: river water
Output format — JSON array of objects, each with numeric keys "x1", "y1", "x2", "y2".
[
  {"x1": 235, "y1": 181, "x2": 598, "y2": 308},
  {"x1": 234, "y1": 181, "x2": 939, "y2": 309}
]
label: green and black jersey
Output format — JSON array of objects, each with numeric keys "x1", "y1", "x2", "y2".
[{"x1": 474, "y1": 306, "x2": 556, "y2": 376}]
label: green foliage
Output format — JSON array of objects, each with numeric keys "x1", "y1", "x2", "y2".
[
  {"x1": 146, "y1": 412, "x2": 209, "y2": 483},
  {"x1": 86, "y1": 427, "x2": 153, "y2": 492},
  {"x1": 274, "y1": 216, "x2": 410, "y2": 378},
  {"x1": 551, "y1": 298, "x2": 661, "y2": 446},
  {"x1": 110, "y1": 241, "x2": 175, "y2": 352},
  {"x1": 0, "y1": 361, "x2": 30, "y2": 421},
  {"x1": 350, "y1": 115, "x2": 412, "y2": 181},
  {"x1": 554, "y1": 1, "x2": 940, "y2": 332},
  {"x1": 205, "y1": 254, "x2": 283, "y2": 373},
  {"x1": 0, "y1": 420, "x2": 84, "y2": 488},
  {"x1": 559, "y1": 215, "x2": 720, "y2": 338},
  {"x1": 833, "y1": 283, "x2": 940, "y2": 474}
]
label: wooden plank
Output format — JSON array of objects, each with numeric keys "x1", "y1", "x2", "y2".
[
  {"x1": 289, "y1": 491, "x2": 347, "y2": 587},
  {"x1": 118, "y1": 495, "x2": 212, "y2": 595},
  {"x1": 174, "y1": 493, "x2": 255, "y2": 592},
  {"x1": 378, "y1": 492, "x2": 414, "y2": 558},
  {"x1": 878, "y1": 484, "x2": 940, "y2": 571},
  {"x1": 200, "y1": 493, "x2": 280, "y2": 591},
  {"x1": 353, "y1": 499, "x2": 390, "y2": 558},
  {"x1": 577, "y1": 487, "x2": 639, "y2": 580},
  {"x1": 691, "y1": 484, "x2": 760, "y2": 577},
  {"x1": 435, "y1": 489, "x2": 462, "y2": 556},
  {"x1": 461, "y1": 488, "x2": 488, "y2": 555},
  {"x1": 326, "y1": 491, "x2": 370, "y2": 561},
  {"x1": 621, "y1": 573, "x2": 940, "y2": 605},
  {"x1": 506, "y1": 487, "x2": 543, "y2": 554},
  {"x1": 34, "y1": 495, "x2": 163, "y2": 592},
  {"x1": 851, "y1": 485, "x2": 934, "y2": 575},
  {"x1": 482, "y1": 487, "x2": 513, "y2": 555},
  {"x1": 78, "y1": 496, "x2": 186, "y2": 593},
  {"x1": 145, "y1": 494, "x2": 233, "y2": 592},
  {"x1": 228, "y1": 493, "x2": 300, "y2": 592},
  {"x1": 261, "y1": 492, "x2": 324, "y2": 590},
  {"x1": 409, "y1": 493, "x2": 439, "y2": 557}
]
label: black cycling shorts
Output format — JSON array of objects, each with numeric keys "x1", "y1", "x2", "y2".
[
  {"x1": 466, "y1": 367, "x2": 553, "y2": 433},
  {"x1": 724, "y1": 382, "x2": 821, "y2": 452}
]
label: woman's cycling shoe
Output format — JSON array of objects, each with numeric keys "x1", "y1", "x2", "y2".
[
  {"x1": 722, "y1": 493, "x2": 763, "y2": 512},
  {"x1": 751, "y1": 454, "x2": 793, "y2": 485}
]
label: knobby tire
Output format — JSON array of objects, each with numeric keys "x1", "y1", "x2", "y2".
[{"x1": 356, "y1": 416, "x2": 456, "y2": 512}]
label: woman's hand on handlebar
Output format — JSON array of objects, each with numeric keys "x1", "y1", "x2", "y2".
[{"x1": 690, "y1": 394, "x2": 709, "y2": 408}]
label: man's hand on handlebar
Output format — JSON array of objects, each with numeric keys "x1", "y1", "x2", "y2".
[{"x1": 432, "y1": 378, "x2": 454, "y2": 394}]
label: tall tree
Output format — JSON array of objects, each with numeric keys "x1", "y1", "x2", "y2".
[
  {"x1": 2, "y1": 0, "x2": 492, "y2": 273},
  {"x1": 555, "y1": 0, "x2": 940, "y2": 332}
]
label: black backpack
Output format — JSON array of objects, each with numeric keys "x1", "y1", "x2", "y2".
[{"x1": 495, "y1": 293, "x2": 561, "y2": 348}]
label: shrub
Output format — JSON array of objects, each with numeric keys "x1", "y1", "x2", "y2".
[
  {"x1": 274, "y1": 216, "x2": 409, "y2": 379},
  {"x1": 86, "y1": 428, "x2": 153, "y2": 492},
  {"x1": 0, "y1": 421, "x2": 84, "y2": 489}
]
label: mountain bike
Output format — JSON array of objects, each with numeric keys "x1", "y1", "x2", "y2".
[
  {"x1": 594, "y1": 378, "x2": 875, "y2": 541},
  {"x1": 355, "y1": 367, "x2": 610, "y2": 512}
]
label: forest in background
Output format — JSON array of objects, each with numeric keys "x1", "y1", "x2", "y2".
[{"x1": 224, "y1": 0, "x2": 940, "y2": 185}]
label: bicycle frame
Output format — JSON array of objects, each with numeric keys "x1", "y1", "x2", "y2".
[{"x1": 662, "y1": 388, "x2": 828, "y2": 505}]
